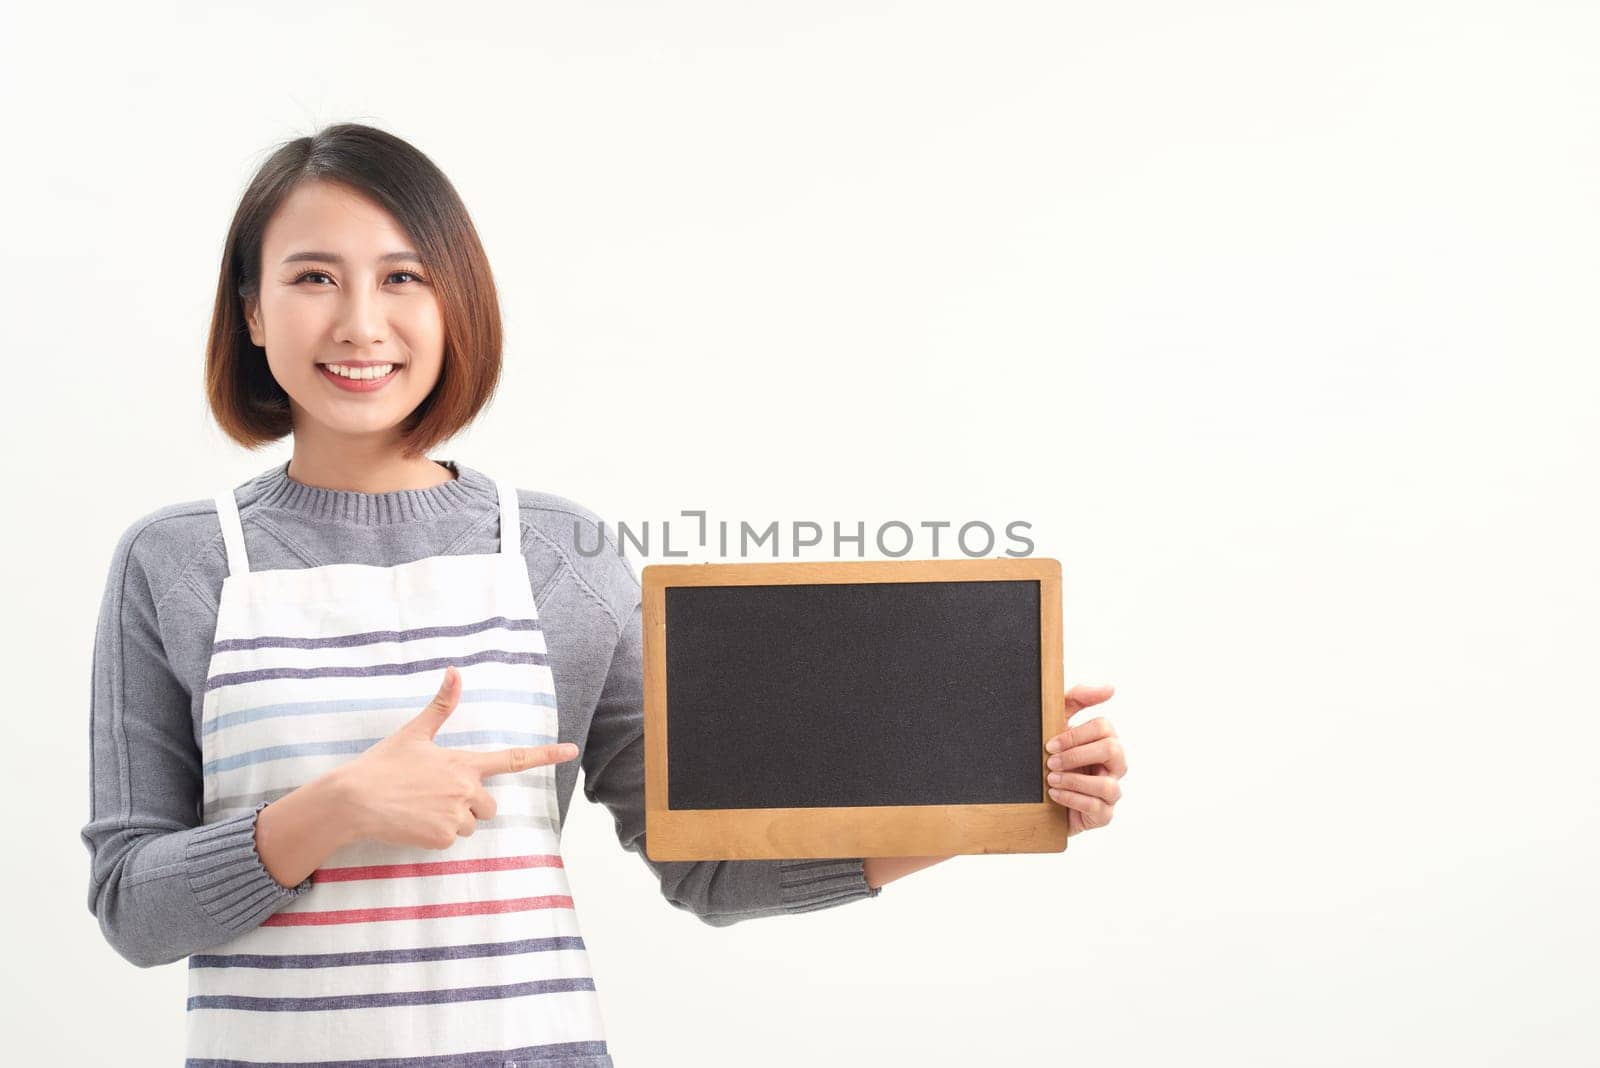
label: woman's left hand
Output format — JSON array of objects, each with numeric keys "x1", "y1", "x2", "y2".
[{"x1": 1044, "y1": 684, "x2": 1126, "y2": 837}]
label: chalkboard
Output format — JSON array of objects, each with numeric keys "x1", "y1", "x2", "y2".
[{"x1": 642, "y1": 558, "x2": 1066, "y2": 860}]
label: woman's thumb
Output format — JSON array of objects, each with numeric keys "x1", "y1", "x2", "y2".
[{"x1": 408, "y1": 665, "x2": 461, "y2": 739}]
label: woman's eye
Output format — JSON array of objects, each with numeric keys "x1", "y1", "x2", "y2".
[{"x1": 289, "y1": 269, "x2": 426, "y2": 286}]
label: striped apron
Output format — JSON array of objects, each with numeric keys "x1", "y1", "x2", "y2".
[{"x1": 186, "y1": 475, "x2": 613, "y2": 1067}]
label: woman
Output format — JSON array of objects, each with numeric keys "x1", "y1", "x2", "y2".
[{"x1": 80, "y1": 123, "x2": 1127, "y2": 1065}]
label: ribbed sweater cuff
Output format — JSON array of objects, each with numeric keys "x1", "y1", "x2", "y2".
[
  {"x1": 185, "y1": 801, "x2": 314, "y2": 934},
  {"x1": 777, "y1": 858, "x2": 881, "y2": 913}
]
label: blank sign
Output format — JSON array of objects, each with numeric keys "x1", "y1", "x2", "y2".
[
  {"x1": 643, "y1": 558, "x2": 1067, "y2": 861},
  {"x1": 663, "y1": 579, "x2": 1042, "y2": 810}
]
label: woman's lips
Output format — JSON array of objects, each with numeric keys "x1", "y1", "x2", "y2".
[{"x1": 317, "y1": 364, "x2": 400, "y2": 393}]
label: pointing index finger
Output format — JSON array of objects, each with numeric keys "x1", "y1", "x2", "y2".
[{"x1": 465, "y1": 742, "x2": 579, "y2": 778}]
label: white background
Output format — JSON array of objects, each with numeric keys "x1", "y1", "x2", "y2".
[{"x1": 3, "y1": 2, "x2": 1596, "y2": 1064}]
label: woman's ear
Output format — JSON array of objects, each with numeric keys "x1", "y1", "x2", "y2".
[{"x1": 242, "y1": 296, "x2": 264, "y2": 347}]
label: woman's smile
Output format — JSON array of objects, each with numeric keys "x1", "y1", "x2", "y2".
[{"x1": 316, "y1": 360, "x2": 402, "y2": 392}]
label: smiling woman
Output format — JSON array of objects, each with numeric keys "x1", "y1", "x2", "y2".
[
  {"x1": 83, "y1": 120, "x2": 1010, "y2": 1068},
  {"x1": 204, "y1": 124, "x2": 502, "y2": 490}
]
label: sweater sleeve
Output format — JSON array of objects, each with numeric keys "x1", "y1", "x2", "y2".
[
  {"x1": 580, "y1": 582, "x2": 881, "y2": 927},
  {"x1": 79, "y1": 520, "x2": 312, "y2": 969}
]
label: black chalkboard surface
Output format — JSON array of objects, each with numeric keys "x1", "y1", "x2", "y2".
[
  {"x1": 664, "y1": 579, "x2": 1042, "y2": 809},
  {"x1": 642, "y1": 559, "x2": 1066, "y2": 861}
]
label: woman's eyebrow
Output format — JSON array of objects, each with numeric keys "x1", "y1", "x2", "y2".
[{"x1": 280, "y1": 250, "x2": 422, "y2": 265}]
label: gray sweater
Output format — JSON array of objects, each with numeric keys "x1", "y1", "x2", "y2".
[{"x1": 81, "y1": 459, "x2": 877, "y2": 968}]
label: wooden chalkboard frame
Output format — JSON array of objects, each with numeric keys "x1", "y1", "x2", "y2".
[{"x1": 641, "y1": 557, "x2": 1067, "y2": 861}]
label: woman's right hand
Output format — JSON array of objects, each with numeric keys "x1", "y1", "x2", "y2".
[{"x1": 331, "y1": 665, "x2": 578, "y2": 851}]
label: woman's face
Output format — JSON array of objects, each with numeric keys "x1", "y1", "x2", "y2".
[{"x1": 243, "y1": 180, "x2": 445, "y2": 444}]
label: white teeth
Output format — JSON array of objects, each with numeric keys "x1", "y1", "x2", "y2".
[{"x1": 324, "y1": 363, "x2": 396, "y2": 380}]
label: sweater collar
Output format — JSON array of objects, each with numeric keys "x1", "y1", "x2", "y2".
[{"x1": 240, "y1": 458, "x2": 496, "y2": 525}]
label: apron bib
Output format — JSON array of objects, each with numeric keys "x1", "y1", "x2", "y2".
[{"x1": 185, "y1": 475, "x2": 612, "y2": 1067}]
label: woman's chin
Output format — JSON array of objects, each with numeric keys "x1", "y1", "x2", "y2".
[{"x1": 300, "y1": 403, "x2": 413, "y2": 438}]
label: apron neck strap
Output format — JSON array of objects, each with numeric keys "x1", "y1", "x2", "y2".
[
  {"x1": 494, "y1": 477, "x2": 521, "y2": 558},
  {"x1": 214, "y1": 488, "x2": 250, "y2": 577}
]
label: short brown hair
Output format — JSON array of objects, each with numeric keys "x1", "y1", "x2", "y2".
[{"x1": 205, "y1": 123, "x2": 502, "y2": 458}]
